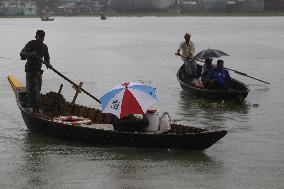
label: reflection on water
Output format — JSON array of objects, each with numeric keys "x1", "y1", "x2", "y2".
[
  {"x1": 174, "y1": 91, "x2": 251, "y2": 130},
  {"x1": 17, "y1": 132, "x2": 222, "y2": 188},
  {"x1": 178, "y1": 90, "x2": 250, "y2": 113},
  {"x1": 248, "y1": 84, "x2": 270, "y2": 92}
]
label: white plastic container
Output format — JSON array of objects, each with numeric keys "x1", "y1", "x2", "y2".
[
  {"x1": 159, "y1": 112, "x2": 171, "y2": 132},
  {"x1": 145, "y1": 109, "x2": 160, "y2": 132}
]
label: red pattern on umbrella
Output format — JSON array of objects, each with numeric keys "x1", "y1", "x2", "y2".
[{"x1": 120, "y1": 88, "x2": 143, "y2": 118}]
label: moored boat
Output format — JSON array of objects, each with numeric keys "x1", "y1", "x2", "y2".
[
  {"x1": 177, "y1": 64, "x2": 250, "y2": 101},
  {"x1": 41, "y1": 16, "x2": 54, "y2": 21},
  {"x1": 100, "y1": 13, "x2": 106, "y2": 20},
  {"x1": 8, "y1": 75, "x2": 227, "y2": 151}
]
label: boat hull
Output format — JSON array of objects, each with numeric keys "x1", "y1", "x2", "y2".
[
  {"x1": 20, "y1": 108, "x2": 226, "y2": 150},
  {"x1": 177, "y1": 64, "x2": 250, "y2": 101}
]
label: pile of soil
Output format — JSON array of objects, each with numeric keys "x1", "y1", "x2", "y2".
[{"x1": 40, "y1": 91, "x2": 115, "y2": 124}]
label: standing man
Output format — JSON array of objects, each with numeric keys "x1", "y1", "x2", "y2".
[
  {"x1": 176, "y1": 33, "x2": 197, "y2": 78},
  {"x1": 20, "y1": 30, "x2": 52, "y2": 113}
]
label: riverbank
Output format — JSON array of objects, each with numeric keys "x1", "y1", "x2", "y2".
[
  {"x1": 1, "y1": 11, "x2": 284, "y2": 18},
  {"x1": 108, "y1": 11, "x2": 284, "y2": 17}
]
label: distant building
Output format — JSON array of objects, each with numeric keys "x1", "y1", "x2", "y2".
[
  {"x1": 263, "y1": 0, "x2": 284, "y2": 11},
  {"x1": 109, "y1": 0, "x2": 175, "y2": 12},
  {"x1": 0, "y1": 1, "x2": 23, "y2": 16},
  {"x1": 23, "y1": 1, "x2": 37, "y2": 16},
  {"x1": 178, "y1": 0, "x2": 264, "y2": 12},
  {"x1": 54, "y1": 0, "x2": 105, "y2": 15},
  {"x1": 0, "y1": 0, "x2": 37, "y2": 16},
  {"x1": 177, "y1": 0, "x2": 204, "y2": 12},
  {"x1": 3, "y1": 0, "x2": 280, "y2": 16},
  {"x1": 134, "y1": 0, "x2": 175, "y2": 9}
]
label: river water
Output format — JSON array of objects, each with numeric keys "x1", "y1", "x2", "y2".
[{"x1": 0, "y1": 17, "x2": 283, "y2": 189}]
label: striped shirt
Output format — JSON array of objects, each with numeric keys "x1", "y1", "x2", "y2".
[{"x1": 179, "y1": 41, "x2": 195, "y2": 60}]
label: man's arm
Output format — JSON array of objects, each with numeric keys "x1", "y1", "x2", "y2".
[
  {"x1": 201, "y1": 66, "x2": 207, "y2": 77},
  {"x1": 176, "y1": 48, "x2": 181, "y2": 56},
  {"x1": 191, "y1": 41, "x2": 195, "y2": 55},
  {"x1": 225, "y1": 70, "x2": 230, "y2": 80},
  {"x1": 176, "y1": 42, "x2": 183, "y2": 56},
  {"x1": 44, "y1": 45, "x2": 52, "y2": 69},
  {"x1": 20, "y1": 41, "x2": 32, "y2": 60}
]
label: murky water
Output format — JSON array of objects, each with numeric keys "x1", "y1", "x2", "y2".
[{"x1": 0, "y1": 17, "x2": 283, "y2": 189}]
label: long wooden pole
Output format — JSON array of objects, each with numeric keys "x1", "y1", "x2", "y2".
[
  {"x1": 174, "y1": 53, "x2": 270, "y2": 84},
  {"x1": 194, "y1": 59, "x2": 270, "y2": 84},
  {"x1": 37, "y1": 57, "x2": 101, "y2": 104},
  {"x1": 223, "y1": 67, "x2": 270, "y2": 84}
]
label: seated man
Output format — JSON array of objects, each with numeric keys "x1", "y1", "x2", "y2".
[
  {"x1": 207, "y1": 59, "x2": 230, "y2": 90},
  {"x1": 200, "y1": 58, "x2": 214, "y2": 88}
]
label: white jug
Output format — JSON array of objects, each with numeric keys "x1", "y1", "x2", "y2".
[
  {"x1": 145, "y1": 109, "x2": 160, "y2": 132},
  {"x1": 159, "y1": 112, "x2": 171, "y2": 132}
]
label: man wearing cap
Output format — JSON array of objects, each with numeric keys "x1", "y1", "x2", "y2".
[
  {"x1": 20, "y1": 30, "x2": 52, "y2": 113},
  {"x1": 176, "y1": 33, "x2": 196, "y2": 78}
]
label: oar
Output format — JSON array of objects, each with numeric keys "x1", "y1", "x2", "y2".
[
  {"x1": 36, "y1": 57, "x2": 101, "y2": 104},
  {"x1": 175, "y1": 54, "x2": 270, "y2": 84},
  {"x1": 194, "y1": 59, "x2": 270, "y2": 84},
  {"x1": 223, "y1": 67, "x2": 270, "y2": 84}
]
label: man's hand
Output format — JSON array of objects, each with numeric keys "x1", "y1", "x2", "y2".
[
  {"x1": 45, "y1": 63, "x2": 52, "y2": 69},
  {"x1": 30, "y1": 52, "x2": 38, "y2": 59},
  {"x1": 175, "y1": 52, "x2": 181, "y2": 56}
]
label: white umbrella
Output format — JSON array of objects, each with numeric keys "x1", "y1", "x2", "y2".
[{"x1": 100, "y1": 82, "x2": 158, "y2": 119}]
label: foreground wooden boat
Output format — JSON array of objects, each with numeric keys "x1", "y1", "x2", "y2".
[
  {"x1": 177, "y1": 64, "x2": 250, "y2": 101},
  {"x1": 8, "y1": 75, "x2": 227, "y2": 151}
]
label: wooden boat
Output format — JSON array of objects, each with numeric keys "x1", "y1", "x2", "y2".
[
  {"x1": 100, "y1": 14, "x2": 106, "y2": 20},
  {"x1": 177, "y1": 64, "x2": 250, "y2": 101},
  {"x1": 41, "y1": 16, "x2": 54, "y2": 21},
  {"x1": 8, "y1": 75, "x2": 227, "y2": 151}
]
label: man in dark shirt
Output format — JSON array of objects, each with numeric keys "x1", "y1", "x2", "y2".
[
  {"x1": 200, "y1": 58, "x2": 214, "y2": 88},
  {"x1": 207, "y1": 59, "x2": 230, "y2": 90},
  {"x1": 20, "y1": 30, "x2": 52, "y2": 113}
]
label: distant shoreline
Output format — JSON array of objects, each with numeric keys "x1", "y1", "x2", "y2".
[
  {"x1": 112, "y1": 11, "x2": 284, "y2": 17},
  {"x1": 1, "y1": 11, "x2": 284, "y2": 18}
]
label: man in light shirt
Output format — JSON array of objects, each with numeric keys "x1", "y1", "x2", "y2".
[{"x1": 176, "y1": 33, "x2": 197, "y2": 79}]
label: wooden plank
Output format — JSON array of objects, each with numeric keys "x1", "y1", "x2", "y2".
[{"x1": 72, "y1": 82, "x2": 83, "y2": 104}]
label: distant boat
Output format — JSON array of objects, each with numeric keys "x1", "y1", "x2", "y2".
[
  {"x1": 100, "y1": 13, "x2": 106, "y2": 20},
  {"x1": 41, "y1": 16, "x2": 54, "y2": 21}
]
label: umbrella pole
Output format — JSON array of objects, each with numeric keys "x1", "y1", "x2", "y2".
[{"x1": 36, "y1": 57, "x2": 101, "y2": 104}]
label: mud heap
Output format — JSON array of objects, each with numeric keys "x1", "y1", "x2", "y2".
[{"x1": 41, "y1": 91, "x2": 115, "y2": 124}]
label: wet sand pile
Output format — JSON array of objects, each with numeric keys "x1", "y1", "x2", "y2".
[{"x1": 41, "y1": 92, "x2": 115, "y2": 124}]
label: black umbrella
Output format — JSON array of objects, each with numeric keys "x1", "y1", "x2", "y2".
[{"x1": 193, "y1": 48, "x2": 229, "y2": 60}]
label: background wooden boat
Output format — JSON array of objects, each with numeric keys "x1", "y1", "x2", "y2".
[
  {"x1": 8, "y1": 75, "x2": 227, "y2": 151},
  {"x1": 41, "y1": 16, "x2": 54, "y2": 21},
  {"x1": 177, "y1": 64, "x2": 250, "y2": 101},
  {"x1": 100, "y1": 14, "x2": 107, "y2": 20}
]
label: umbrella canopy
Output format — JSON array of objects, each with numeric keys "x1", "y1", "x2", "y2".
[
  {"x1": 100, "y1": 82, "x2": 158, "y2": 119},
  {"x1": 193, "y1": 48, "x2": 229, "y2": 60}
]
